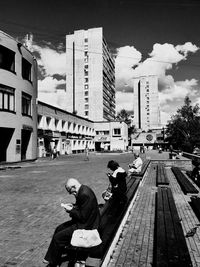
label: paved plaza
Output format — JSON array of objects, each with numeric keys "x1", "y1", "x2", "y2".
[
  {"x1": 1, "y1": 151, "x2": 199, "y2": 267},
  {"x1": 0, "y1": 151, "x2": 139, "y2": 267}
]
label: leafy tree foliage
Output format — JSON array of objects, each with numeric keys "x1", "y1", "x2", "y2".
[
  {"x1": 116, "y1": 109, "x2": 136, "y2": 136},
  {"x1": 165, "y1": 96, "x2": 200, "y2": 152},
  {"x1": 116, "y1": 109, "x2": 131, "y2": 124}
]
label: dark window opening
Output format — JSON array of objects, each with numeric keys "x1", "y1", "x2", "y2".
[
  {"x1": 0, "y1": 45, "x2": 15, "y2": 72},
  {"x1": 22, "y1": 92, "x2": 31, "y2": 116},
  {"x1": 113, "y1": 128, "x2": 121, "y2": 136},
  {"x1": 22, "y1": 58, "x2": 32, "y2": 81},
  {"x1": 0, "y1": 84, "x2": 15, "y2": 112}
]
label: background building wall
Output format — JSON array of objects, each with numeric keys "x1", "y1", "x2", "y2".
[
  {"x1": 0, "y1": 31, "x2": 37, "y2": 162},
  {"x1": 133, "y1": 75, "x2": 160, "y2": 131},
  {"x1": 37, "y1": 101, "x2": 95, "y2": 156},
  {"x1": 66, "y1": 27, "x2": 115, "y2": 122}
]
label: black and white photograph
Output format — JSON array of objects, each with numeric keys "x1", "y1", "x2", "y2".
[{"x1": 1, "y1": 0, "x2": 200, "y2": 266}]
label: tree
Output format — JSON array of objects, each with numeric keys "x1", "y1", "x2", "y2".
[
  {"x1": 165, "y1": 96, "x2": 200, "y2": 152},
  {"x1": 116, "y1": 109, "x2": 136, "y2": 144},
  {"x1": 116, "y1": 109, "x2": 131, "y2": 124}
]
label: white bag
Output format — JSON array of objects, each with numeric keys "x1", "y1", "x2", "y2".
[{"x1": 71, "y1": 229, "x2": 102, "y2": 248}]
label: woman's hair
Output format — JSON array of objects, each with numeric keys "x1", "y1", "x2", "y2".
[{"x1": 107, "y1": 160, "x2": 119, "y2": 171}]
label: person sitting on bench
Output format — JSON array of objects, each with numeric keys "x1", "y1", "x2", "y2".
[
  {"x1": 43, "y1": 178, "x2": 100, "y2": 267},
  {"x1": 191, "y1": 164, "x2": 200, "y2": 182},
  {"x1": 128, "y1": 152, "x2": 143, "y2": 174},
  {"x1": 106, "y1": 160, "x2": 127, "y2": 204}
]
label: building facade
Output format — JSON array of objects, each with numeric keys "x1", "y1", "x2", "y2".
[
  {"x1": 66, "y1": 27, "x2": 115, "y2": 121},
  {"x1": 133, "y1": 75, "x2": 161, "y2": 131},
  {"x1": 94, "y1": 121, "x2": 128, "y2": 152},
  {"x1": 0, "y1": 30, "x2": 37, "y2": 163},
  {"x1": 37, "y1": 101, "x2": 95, "y2": 156}
]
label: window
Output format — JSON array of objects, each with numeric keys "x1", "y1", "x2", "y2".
[
  {"x1": 0, "y1": 45, "x2": 15, "y2": 72},
  {"x1": 113, "y1": 128, "x2": 121, "y2": 136},
  {"x1": 84, "y1": 91, "x2": 88, "y2": 96},
  {"x1": 0, "y1": 84, "x2": 15, "y2": 112},
  {"x1": 84, "y1": 38, "x2": 88, "y2": 43},
  {"x1": 85, "y1": 111, "x2": 88, "y2": 116},
  {"x1": 22, "y1": 92, "x2": 31, "y2": 116},
  {"x1": 85, "y1": 77, "x2": 88, "y2": 83},
  {"x1": 22, "y1": 58, "x2": 32, "y2": 81},
  {"x1": 46, "y1": 117, "x2": 51, "y2": 126},
  {"x1": 85, "y1": 98, "x2": 88, "y2": 103},
  {"x1": 85, "y1": 104, "x2": 89, "y2": 109},
  {"x1": 38, "y1": 115, "x2": 42, "y2": 125},
  {"x1": 85, "y1": 84, "x2": 88, "y2": 89},
  {"x1": 55, "y1": 119, "x2": 59, "y2": 129}
]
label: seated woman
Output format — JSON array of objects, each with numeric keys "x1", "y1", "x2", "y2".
[
  {"x1": 105, "y1": 160, "x2": 127, "y2": 204},
  {"x1": 128, "y1": 152, "x2": 143, "y2": 174}
]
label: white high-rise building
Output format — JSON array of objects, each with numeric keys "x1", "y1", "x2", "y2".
[
  {"x1": 66, "y1": 27, "x2": 115, "y2": 121},
  {"x1": 133, "y1": 75, "x2": 161, "y2": 130}
]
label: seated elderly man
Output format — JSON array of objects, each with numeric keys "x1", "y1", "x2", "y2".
[
  {"x1": 128, "y1": 152, "x2": 143, "y2": 173},
  {"x1": 43, "y1": 178, "x2": 100, "y2": 267}
]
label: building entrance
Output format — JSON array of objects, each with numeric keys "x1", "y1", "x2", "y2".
[
  {"x1": 0, "y1": 127, "x2": 14, "y2": 162},
  {"x1": 21, "y1": 129, "x2": 31, "y2": 160}
]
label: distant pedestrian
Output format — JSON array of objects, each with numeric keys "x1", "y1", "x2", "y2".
[
  {"x1": 84, "y1": 144, "x2": 89, "y2": 161},
  {"x1": 52, "y1": 146, "x2": 57, "y2": 160}
]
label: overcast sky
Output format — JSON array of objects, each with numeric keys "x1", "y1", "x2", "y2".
[{"x1": 1, "y1": 0, "x2": 200, "y2": 125}]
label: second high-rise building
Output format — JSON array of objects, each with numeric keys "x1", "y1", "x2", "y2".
[
  {"x1": 133, "y1": 75, "x2": 161, "y2": 130},
  {"x1": 66, "y1": 27, "x2": 115, "y2": 121}
]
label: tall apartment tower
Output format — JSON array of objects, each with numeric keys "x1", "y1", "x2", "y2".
[
  {"x1": 66, "y1": 27, "x2": 115, "y2": 121},
  {"x1": 133, "y1": 75, "x2": 161, "y2": 130}
]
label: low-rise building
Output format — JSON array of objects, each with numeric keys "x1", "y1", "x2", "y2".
[
  {"x1": 94, "y1": 121, "x2": 128, "y2": 152},
  {"x1": 0, "y1": 30, "x2": 37, "y2": 163},
  {"x1": 37, "y1": 101, "x2": 95, "y2": 156}
]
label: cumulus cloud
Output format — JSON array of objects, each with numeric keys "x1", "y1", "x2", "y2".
[
  {"x1": 115, "y1": 46, "x2": 142, "y2": 92},
  {"x1": 116, "y1": 91, "x2": 134, "y2": 112},
  {"x1": 38, "y1": 77, "x2": 65, "y2": 93},
  {"x1": 176, "y1": 42, "x2": 199, "y2": 57},
  {"x1": 31, "y1": 41, "x2": 66, "y2": 107},
  {"x1": 38, "y1": 90, "x2": 68, "y2": 110},
  {"x1": 159, "y1": 78, "x2": 198, "y2": 105},
  {"x1": 32, "y1": 44, "x2": 66, "y2": 76},
  {"x1": 115, "y1": 42, "x2": 199, "y2": 121}
]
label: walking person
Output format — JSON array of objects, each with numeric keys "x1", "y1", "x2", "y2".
[
  {"x1": 52, "y1": 146, "x2": 57, "y2": 160},
  {"x1": 43, "y1": 178, "x2": 100, "y2": 267},
  {"x1": 84, "y1": 143, "x2": 89, "y2": 161}
]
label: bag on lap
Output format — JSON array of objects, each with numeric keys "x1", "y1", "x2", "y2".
[{"x1": 70, "y1": 229, "x2": 102, "y2": 248}]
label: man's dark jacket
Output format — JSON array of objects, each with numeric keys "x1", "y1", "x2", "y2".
[{"x1": 69, "y1": 184, "x2": 100, "y2": 230}]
